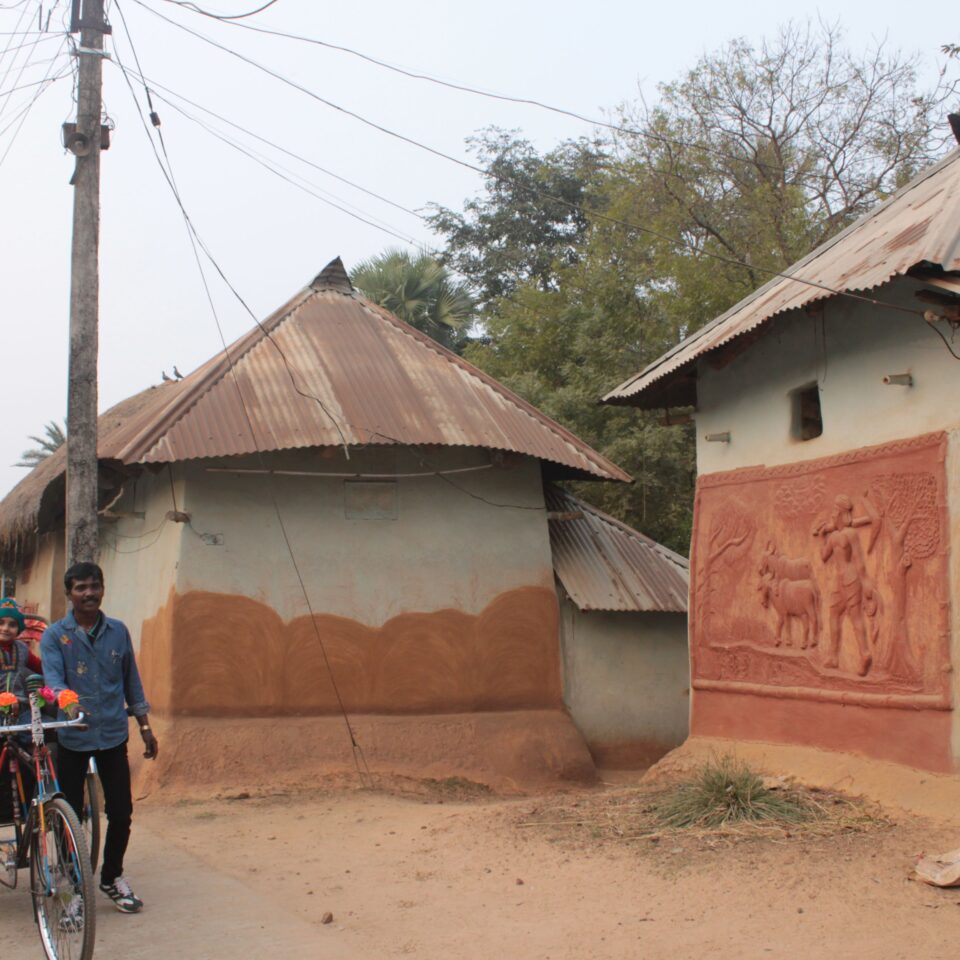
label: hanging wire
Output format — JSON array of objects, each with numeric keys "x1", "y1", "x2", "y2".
[
  {"x1": 159, "y1": 0, "x2": 280, "y2": 20},
  {"x1": 131, "y1": 72, "x2": 421, "y2": 219},
  {"x1": 126, "y1": 0, "x2": 934, "y2": 323},
  {"x1": 0, "y1": 41, "x2": 68, "y2": 165},
  {"x1": 112, "y1": 0, "x2": 376, "y2": 786},
  {"x1": 150, "y1": 0, "x2": 951, "y2": 199}
]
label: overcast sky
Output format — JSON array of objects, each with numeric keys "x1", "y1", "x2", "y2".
[{"x1": 0, "y1": 0, "x2": 955, "y2": 499}]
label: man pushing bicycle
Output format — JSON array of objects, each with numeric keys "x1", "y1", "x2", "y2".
[{"x1": 41, "y1": 562, "x2": 159, "y2": 914}]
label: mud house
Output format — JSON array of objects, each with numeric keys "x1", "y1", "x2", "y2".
[
  {"x1": 0, "y1": 259, "x2": 687, "y2": 788},
  {"x1": 604, "y1": 147, "x2": 960, "y2": 774}
]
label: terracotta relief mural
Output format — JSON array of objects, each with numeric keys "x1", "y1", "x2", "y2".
[{"x1": 690, "y1": 433, "x2": 951, "y2": 710}]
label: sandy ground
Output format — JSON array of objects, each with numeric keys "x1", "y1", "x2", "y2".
[{"x1": 4, "y1": 773, "x2": 960, "y2": 960}]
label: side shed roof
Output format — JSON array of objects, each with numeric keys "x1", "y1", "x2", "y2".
[{"x1": 547, "y1": 486, "x2": 688, "y2": 613}]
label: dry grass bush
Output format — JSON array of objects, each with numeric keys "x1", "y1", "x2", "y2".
[
  {"x1": 653, "y1": 755, "x2": 814, "y2": 829},
  {"x1": 513, "y1": 755, "x2": 891, "y2": 848}
]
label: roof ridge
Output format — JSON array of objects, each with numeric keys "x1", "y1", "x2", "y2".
[{"x1": 354, "y1": 296, "x2": 631, "y2": 483}]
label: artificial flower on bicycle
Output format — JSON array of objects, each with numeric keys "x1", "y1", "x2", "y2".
[{"x1": 58, "y1": 688, "x2": 80, "y2": 717}]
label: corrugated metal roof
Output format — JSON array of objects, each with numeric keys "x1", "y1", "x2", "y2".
[
  {"x1": 547, "y1": 486, "x2": 688, "y2": 613},
  {"x1": 604, "y1": 148, "x2": 960, "y2": 407},
  {"x1": 0, "y1": 260, "x2": 632, "y2": 553},
  {"x1": 93, "y1": 259, "x2": 630, "y2": 480}
]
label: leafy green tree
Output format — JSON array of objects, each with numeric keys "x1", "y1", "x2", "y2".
[
  {"x1": 16, "y1": 420, "x2": 66, "y2": 468},
  {"x1": 350, "y1": 249, "x2": 474, "y2": 352},
  {"x1": 432, "y1": 25, "x2": 958, "y2": 551},
  {"x1": 614, "y1": 21, "x2": 959, "y2": 325},
  {"x1": 466, "y1": 256, "x2": 696, "y2": 551},
  {"x1": 425, "y1": 130, "x2": 604, "y2": 309}
]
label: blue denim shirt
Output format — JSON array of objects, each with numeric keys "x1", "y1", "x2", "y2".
[{"x1": 40, "y1": 611, "x2": 150, "y2": 752}]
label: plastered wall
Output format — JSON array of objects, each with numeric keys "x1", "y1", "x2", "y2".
[
  {"x1": 175, "y1": 447, "x2": 555, "y2": 622},
  {"x1": 688, "y1": 276, "x2": 960, "y2": 771},
  {"x1": 559, "y1": 594, "x2": 689, "y2": 767},
  {"x1": 694, "y1": 277, "x2": 960, "y2": 474},
  {"x1": 136, "y1": 447, "x2": 566, "y2": 717},
  {"x1": 11, "y1": 529, "x2": 64, "y2": 621},
  {"x1": 96, "y1": 467, "x2": 185, "y2": 655}
]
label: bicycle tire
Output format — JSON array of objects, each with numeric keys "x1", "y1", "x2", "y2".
[
  {"x1": 30, "y1": 796, "x2": 96, "y2": 960},
  {"x1": 81, "y1": 772, "x2": 101, "y2": 875}
]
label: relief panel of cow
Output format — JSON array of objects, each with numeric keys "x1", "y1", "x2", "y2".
[{"x1": 690, "y1": 432, "x2": 950, "y2": 708}]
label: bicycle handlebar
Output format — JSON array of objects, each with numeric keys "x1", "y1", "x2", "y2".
[{"x1": 0, "y1": 711, "x2": 89, "y2": 735}]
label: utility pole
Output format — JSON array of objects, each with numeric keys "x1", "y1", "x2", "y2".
[{"x1": 65, "y1": 0, "x2": 107, "y2": 564}]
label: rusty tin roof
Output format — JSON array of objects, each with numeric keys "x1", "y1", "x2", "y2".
[
  {"x1": 1, "y1": 260, "x2": 630, "y2": 553},
  {"x1": 604, "y1": 148, "x2": 960, "y2": 408},
  {"x1": 547, "y1": 486, "x2": 688, "y2": 613},
  {"x1": 97, "y1": 259, "x2": 628, "y2": 480}
]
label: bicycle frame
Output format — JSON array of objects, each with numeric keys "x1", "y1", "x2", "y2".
[{"x1": 0, "y1": 698, "x2": 87, "y2": 878}]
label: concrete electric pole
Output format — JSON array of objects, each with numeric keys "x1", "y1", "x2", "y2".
[{"x1": 65, "y1": 0, "x2": 108, "y2": 564}]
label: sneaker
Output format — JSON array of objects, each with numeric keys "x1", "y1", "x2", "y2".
[
  {"x1": 99, "y1": 875, "x2": 143, "y2": 913},
  {"x1": 59, "y1": 894, "x2": 84, "y2": 932}
]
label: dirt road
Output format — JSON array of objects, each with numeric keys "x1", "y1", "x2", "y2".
[{"x1": 3, "y1": 782, "x2": 959, "y2": 959}]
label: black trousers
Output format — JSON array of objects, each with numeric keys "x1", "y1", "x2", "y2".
[{"x1": 57, "y1": 740, "x2": 133, "y2": 886}]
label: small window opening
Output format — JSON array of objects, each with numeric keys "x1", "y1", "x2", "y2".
[{"x1": 791, "y1": 383, "x2": 823, "y2": 441}]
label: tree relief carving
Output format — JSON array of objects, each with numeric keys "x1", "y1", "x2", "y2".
[{"x1": 690, "y1": 433, "x2": 949, "y2": 708}]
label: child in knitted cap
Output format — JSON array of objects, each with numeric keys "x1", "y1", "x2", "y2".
[
  {"x1": 0, "y1": 598, "x2": 43, "y2": 713},
  {"x1": 0, "y1": 598, "x2": 43, "y2": 841}
]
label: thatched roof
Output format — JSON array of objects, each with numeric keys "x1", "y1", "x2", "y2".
[{"x1": 0, "y1": 385, "x2": 166, "y2": 561}]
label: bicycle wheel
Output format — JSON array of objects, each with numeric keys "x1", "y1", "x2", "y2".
[
  {"x1": 81, "y1": 772, "x2": 101, "y2": 875},
  {"x1": 30, "y1": 797, "x2": 96, "y2": 960}
]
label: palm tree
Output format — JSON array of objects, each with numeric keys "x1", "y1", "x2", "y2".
[
  {"x1": 16, "y1": 420, "x2": 66, "y2": 468},
  {"x1": 350, "y1": 249, "x2": 474, "y2": 353}
]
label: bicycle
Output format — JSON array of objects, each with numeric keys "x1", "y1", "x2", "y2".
[{"x1": 0, "y1": 681, "x2": 96, "y2": 960}]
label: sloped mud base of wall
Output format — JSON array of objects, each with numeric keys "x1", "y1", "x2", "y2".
[
  {"x1": 130, "y1": 709, "x2": 596, "y2": 798},
  {"x1": 646, "y1": 736, "x2": 960, "y2": 821}
]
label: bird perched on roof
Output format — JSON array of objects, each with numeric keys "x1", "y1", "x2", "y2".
[
  {"x1": 161, "y1": 371, "x2": 173, "y2": 382},
  {"x1": 173, "y1": 366, "x2": 184, "y2": 380}
]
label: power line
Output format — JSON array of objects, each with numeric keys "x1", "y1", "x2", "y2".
[
  {"x1": 0, "y1": 0, "x2": 35, "y2": 92},
  {"x1": 144, "y1": 85, "x2": 420, "y2": 244},
  {"x1": 0, "y1": 61, "x2": 66, "y2": 96},
  {"x1": 128, "y1": 0, "x2": 931, "y2": 322},
  {"x1": 113, "y1": 0, "x2": 374, "y2": 785},
  {"x1": 0, "y1": 49, "x2": 68, "y2": 164},
  {"x1": 126, "y1": 68, "x2": 421, "y2": 220},
  {"x1": 159, "y1": 0, "x2": 279, "y2": 19},
  {"x1": 115, "y1": 13, "x2": 558, "y2": 511},
  {"x1": 0, "y1": 31, "x2": 60, "y2": 58},
  {"x1": 159, "y1": 0, "x2": 879, "y2": 195}
]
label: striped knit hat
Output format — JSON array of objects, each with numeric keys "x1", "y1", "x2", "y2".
[{"x1": 0, "y1": 598, "x2": 25, "y2": 633}]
